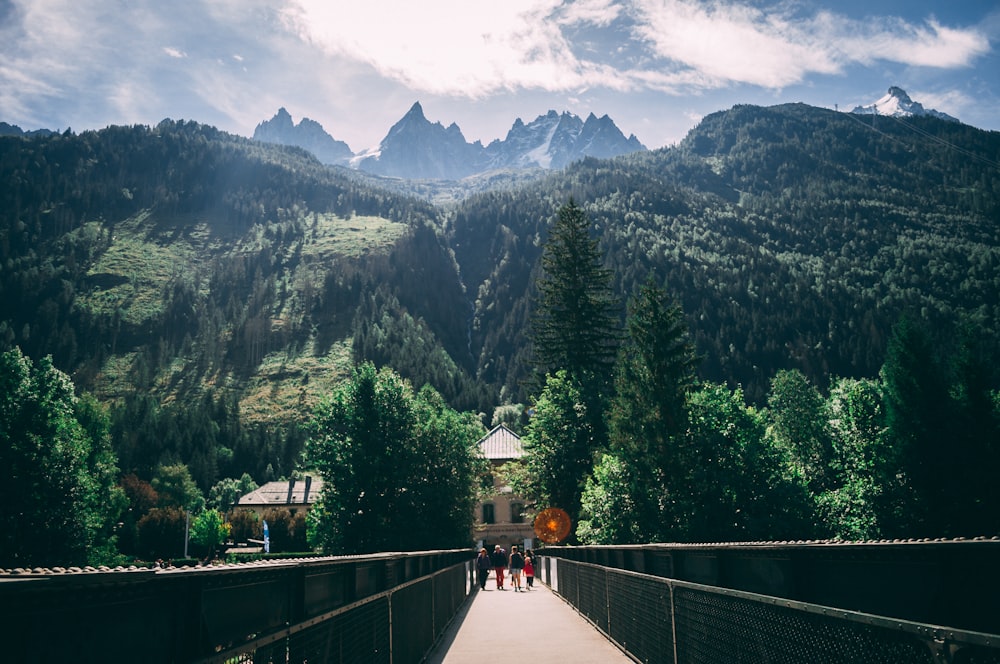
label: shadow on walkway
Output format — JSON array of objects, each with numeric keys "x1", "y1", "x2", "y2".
[{"x1": 424, "y1": 577, "x2": 633, "y2": 663}]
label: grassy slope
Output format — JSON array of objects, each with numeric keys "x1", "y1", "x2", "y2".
[{"x1": 79, "y1": 208, "x2": 408, "y2": 423}]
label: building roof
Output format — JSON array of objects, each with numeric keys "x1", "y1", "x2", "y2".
[
  {"x1": 236, "y1": 476, "x2": 323, "y2": 507},
  {"x1": 477, "y1": 424, "x2": 524, "y2": 460}
]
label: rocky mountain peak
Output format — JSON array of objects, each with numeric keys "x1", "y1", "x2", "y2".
[
  {"x1": 850, "y1": 87, "x2": 959, "y2": 123},
  {"x1": 253, "y1": 108, "x2": 353, "y2": 165},
  {"x1": 252, "y1": 103, "x2": 646, "y2": 179}
]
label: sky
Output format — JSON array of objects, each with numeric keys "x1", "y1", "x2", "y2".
[{"x1": 1, "y1": 0, "x2": 998, "y2": 152}]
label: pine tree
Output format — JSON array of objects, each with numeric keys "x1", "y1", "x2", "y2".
[
  {"x1": 879, "y1": 317, "x2": 951, "y2": 535},
  {"x1": 601, "y1": 278, "x2": 698, "y2": 541},
  {"x1": 530, "y1": 200, "x2": 620, "y2": 394}
]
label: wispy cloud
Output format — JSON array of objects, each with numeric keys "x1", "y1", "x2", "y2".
[
  {"x1": 834, "y1": 17, "x2": 991, "y2": 68},
  {"x1": 282, "y1": 0, "x2": 991, "y2": 98},
  {"x1": 282, "y1": 0, "x2": 591, "y2": 96}
]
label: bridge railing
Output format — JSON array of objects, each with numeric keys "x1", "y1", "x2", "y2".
[
  {"x1": 537, "y1": 541, "x2": 1000, "y2": 664},
  {"x1": 0, "y1": 549, "x2": 474, "y2": 663}
]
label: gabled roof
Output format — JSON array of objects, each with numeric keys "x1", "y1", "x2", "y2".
[
  {"x1": 477, "y1": 424, "x2": 524, "y2": 460},
  {"x1": 237, "y1": 476, "x2": 323, "y2": 507}
]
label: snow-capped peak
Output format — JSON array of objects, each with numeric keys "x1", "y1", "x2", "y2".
[{"x1": 850, "y1": 87, "x2": 959, "y2": 123}]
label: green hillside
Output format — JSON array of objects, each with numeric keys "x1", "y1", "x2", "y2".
[
  {"x1": 451, "y1": 103, "x2": 1000, "y2": 403},
  {"x1": 2, "y1": 104, "x2": 999, "y2": 490}
]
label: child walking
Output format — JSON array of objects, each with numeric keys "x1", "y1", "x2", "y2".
[{"x1": 523, "y1": 552, "x2": 534, "y2": 590}]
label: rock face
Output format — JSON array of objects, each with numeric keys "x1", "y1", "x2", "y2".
[
  {"x1": 252, "y1": 104, "x2": 646, "y2": 180},
  {"x1": 482, "y1": 110, "x2": 645, "y2": 171},
  {"x1": 253, "y1": 108, "x2": 353, "y2": 165},
  {"x1": 353, "y1": 102, "x2": 485, "y2": 180},
  {"x1": 850, "y1": 87, "x2": 959, "y2": 123}
]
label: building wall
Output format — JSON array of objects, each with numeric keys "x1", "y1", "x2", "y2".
[{"x1": 473, "y1": 459, "x2": 534, "y2": 551}]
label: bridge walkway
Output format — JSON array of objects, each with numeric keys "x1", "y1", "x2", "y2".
[{"x1": 425, "y1": 573, "x2": 633, "y2": 663}]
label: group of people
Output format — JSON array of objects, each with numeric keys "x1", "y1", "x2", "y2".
[{"x1": 476, "y1": 544, "x2": 535, "y2": 592}]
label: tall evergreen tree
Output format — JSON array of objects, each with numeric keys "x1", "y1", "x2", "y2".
[
  {"x1": 880, "y1": 316, "x2": 952, "y2": 535},
  {"x1": 528, "y1": 200, "x2": 620, "y2": 506},
  {"x1": 600, "y1": 278, "x2": 698, "y2": 541},
  {"x1": 950, "y1": 327, "x2": 1000, "y2": 535},
  {"x1": 530, "y1": 200, "x2": 620, "y2": 395}
]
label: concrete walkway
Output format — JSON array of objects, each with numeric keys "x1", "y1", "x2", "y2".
[{"x1": 424, "y1": 574, "x2": 634, "y2": 663}]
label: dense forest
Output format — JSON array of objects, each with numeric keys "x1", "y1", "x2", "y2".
[
  {"x1": 1, "y1": 103, "x2": 999, "y2": 562},
  {"x1": 451, "y1": 103, "x2": 1000, "y2": 404}
]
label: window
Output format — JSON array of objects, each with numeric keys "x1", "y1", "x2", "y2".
[
  {"x1": 511, "y1": 502, "x2": 524, "y2": 524},
  {"x1": 482, "y1": 503, "x2": 495, "y2": 524}
]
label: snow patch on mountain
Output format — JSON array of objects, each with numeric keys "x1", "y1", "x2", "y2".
[{"x1": 850, "y1": 87, "x2": 959, "y2": 123}]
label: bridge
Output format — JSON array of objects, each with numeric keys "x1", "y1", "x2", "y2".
[{"x1": 2, "y1": 540, "x2": 999, "y2": 663}]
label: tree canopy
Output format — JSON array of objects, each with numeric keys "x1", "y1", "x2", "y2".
[
  {"x1": 0, "y1": 347, "x2": 126, "y2": 566},
  {"x1": 306, "y1": 362, "x2": 485, "y2": 554}
]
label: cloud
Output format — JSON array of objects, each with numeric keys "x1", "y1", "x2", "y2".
[
  {"x1": 835, "y1": 18, "x2": 991, "y2": 68},
  {"x1": 283, "y1": 0, "x2": 587, "y2": 96},
  {"x1": 556, "y1": 0, "x2": 622, "y2": 27},
  {"x1": 283, "y1": 0, "x2": 991, "y2": 99},
  {"x1": 163, "y1": 47, "x2": 187, "y2": 59},
  {"x1": 912, "y1": 88, "x2": 972, "y2": 118},
  {"x1": 631, "y1": 1, "x2": 990, "y2": 90}
]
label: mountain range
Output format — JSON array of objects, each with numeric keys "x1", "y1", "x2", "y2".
[
  {"x1": 253, "y1": 102, "x2": 646, "y2": 180},
  {"x1": 0, "y1": 122, "x2": 56, "y2": 138}
]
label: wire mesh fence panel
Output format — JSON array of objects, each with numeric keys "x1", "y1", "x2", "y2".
[
  {"x1": 606, "y1": 568, "x2": 674, "y2": 664},
  {"x1": 673, "y1": 586, "x2": 935, "y2": 664},
  {"x1": 951, "y1": 645, "x2": 1000, "y2": 664},
  {"x1": 576, "y1": 563, "x2": 610, "y2": 633},
  {"x1": 432, "y1": 565, "x2": 466, "y2": 637},
  {"x1": 288, "y1": 595, "x2": 391, "y2": 664},
  {"x1": 245, "y1": 640, "x2": 287, "y2": 664},
  {"x1": 391, "y1": 577, "x2": 436, "y2": 664}
]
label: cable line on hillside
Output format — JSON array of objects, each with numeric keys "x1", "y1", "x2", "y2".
[{"x1": 844, "y1": 108, "x2": 1000, "y2": 170}]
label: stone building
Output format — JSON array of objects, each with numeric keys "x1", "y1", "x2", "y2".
[{"x1": 473, "y1": 424, "x2": 534, "y2": 552}]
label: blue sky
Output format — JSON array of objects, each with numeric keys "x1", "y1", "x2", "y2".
[{"x1": 1, "y1": 0, "x2": 997, "y2": 151}]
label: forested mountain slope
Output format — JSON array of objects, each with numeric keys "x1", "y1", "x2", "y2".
[
  {"x1": 0, "y1": 120, "x2": 482, "y2": 482},
  {"x1": 451, "y1": 103, "x2": 1000, "y2": 403},
  {"x1": 2, "y1": 103, "x2": 998, "y2": 486}
]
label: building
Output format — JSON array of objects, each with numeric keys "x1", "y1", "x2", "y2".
[
  {"x1": 235, "y1": 475, "x2": 323, "y2": 519},
  {"x1": 473, "y1": 424, "x2": 534, "y2": 552}
]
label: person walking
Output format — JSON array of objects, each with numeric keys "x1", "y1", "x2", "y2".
[
  {"x1": 490, "y1": 544, "x2": 508, "y2": 590},
  {"x1": 523, "y1": 551, "x2": 535, "y2": 590},
  {"x1": 509, "y1": 545, "x2": 525, "y2": 592},
  {"x1": 476, "y1": 548, "x2": 492, "y2": 590}
]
